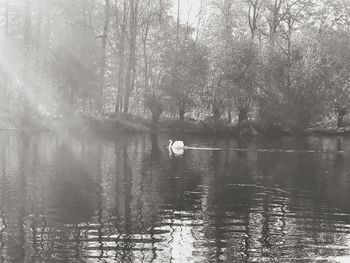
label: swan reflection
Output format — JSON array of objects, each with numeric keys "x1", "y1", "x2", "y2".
[{"x1": 169, "y1": 147, "x2": 184, "y2": 157}]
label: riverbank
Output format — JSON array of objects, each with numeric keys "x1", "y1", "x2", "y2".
[
  {"x1": 82, "y1": 115, "x2": 285, "y2": 137},
  {"x1": 4, "y1": 114, "x2": 350, "y2": 137},
  {"x1": 82, "y1": 114, "x2": 251, "y2": 136},
  {"x1": 83, "y1": 114, "x2": 149, "y2": 133},
  {"x1": 93, "y1": 115, "x2": 350, "y2": 137},
  {"x1": 306, "y1": 127, "x2": 350, "y2": 135}
]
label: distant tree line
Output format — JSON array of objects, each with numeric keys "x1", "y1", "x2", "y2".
[{"x1": 0, "y1": 0, "x2": 350, "y2": 131}]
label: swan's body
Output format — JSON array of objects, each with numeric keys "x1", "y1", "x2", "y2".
[{"x1": 168, "y1": 140, "x2": 184, "y2": 149}]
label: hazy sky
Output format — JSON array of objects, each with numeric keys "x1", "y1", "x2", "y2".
[{"x1": 171, "y1": 0, "x2": 203, "y2": 26}]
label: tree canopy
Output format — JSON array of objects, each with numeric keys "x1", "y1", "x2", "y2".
[{"x1": 1, "y1": 0, "x2": 350, "y2": 131}]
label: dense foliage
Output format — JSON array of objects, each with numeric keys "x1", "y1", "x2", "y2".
[{"x1": 1, "y1": 0, "x2": 350, "y2": 132}]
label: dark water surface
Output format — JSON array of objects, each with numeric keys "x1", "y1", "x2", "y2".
[{"x1": 0, "y1": 131, "x2": 350, "y2": 262}]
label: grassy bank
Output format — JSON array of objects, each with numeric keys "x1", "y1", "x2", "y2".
[
  {"x1": 158, "y1": 119, "x2": 238, "y2": 135},
  {"x1": 306, "y1": 127, "x2": 350, "y2": 135},
  {"x1": 84, "y1": 115, "x2": 258, "y2": 136},
  {"x1": 101, "y1": 115, "x2": 350, "y2": 137},
  {"x1": 7, "y1": 113, "x2": 350, "y2": 137},
  {"x1": 71, "y1": 115, "x2": 346, "y2": 137},
  {"x1": 82, "y1": 114, "x2": 150, "y2": 133}
]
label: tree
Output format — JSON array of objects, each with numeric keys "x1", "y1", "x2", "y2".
[
  {"x1": 224, "y1": 39, "x2": 260, "y2": 123},
  {"x1": 321, "y1": 31, "x2": 350, "y2": 127},
  {"x1": 123, "y1": 0, "x2": 139, "y2": 113},
  {"x1": 203, "y1": 62, "x2": 227, "y2": 121},
  {"x1": 258, "y1": 44, "x2": 328, "y2": 131},
  {"x1": 2, "y1": 0, "x2": 350, "y2": 133},
  {"x1": 246, "y1": 0, "x2": 264, "y2": 40},
  {"x1": 114, "y1": 0, "x2": 127, "y2": 113},
  {"x1": 97, "y1": 0, "x2": 110, "y2": 112},
  {"x1": 164, "y1": 39, "x2": 208, "y2": 120},
  {"x1": 50, "y1": 27, "x2": 99, "y2": 113},
  {"x1": 141, "y1": 0, "x2": 172, "y2": 127}
]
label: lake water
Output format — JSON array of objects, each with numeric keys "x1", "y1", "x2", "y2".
[{"x1": 0, "y1": 131, "x2": 350, "y2": 262}]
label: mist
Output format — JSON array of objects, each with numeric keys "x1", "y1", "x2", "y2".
[{"x1": 1, "y1": 0, "x2": 350, "y2": 133}]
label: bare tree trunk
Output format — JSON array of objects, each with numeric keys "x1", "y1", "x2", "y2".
[
  {"x1": 1, "y1": 1, "x2": 10, "y2": 97},
  {"x1": 4, "y1": 0, "x2": 9, "y2": 35},
  {"x1": 24, "y1": 0, "x2": 32, "y2": 58},
  {"x1": 88, "y1": 0, "x2": 93, "y2": 27},
  {"x1": 158, "y1": 0, "x2": 164, "y2": 24},
  {"x1": 98, "y1": 0, "x2": 110, "y2": 112},
  {"x1": 179, "y1": 97, "x2": 185, "y2": 121},
  {"x1": 35, "y1": 0, "x2": 43, "y2": 73},
  {"x1": 247, "y1": 0, "x2": 262, "y2": 41},
  {"x1": 179, "y1": 108, "x2": 185, "y2": 121},
  {"x1": 195, "y1": 0, "x2": 204, "y2": 42},
  {"x1": 286, "y1": 16, "x2": 292, "y2": 89},
  {"x1": 224, "y1": 0, "x2": 232, "y2": 49},
  {"x1": 337, "y1": 107, "x2": 346, "y2": 128},
  {"x1": 175, "y1": 0, "x2": 180, "y2": 51},
  {"x1": 115, "y1": 0, "x2": 127, "y2": 113},
  {"x1": 238, "y1": 108, "x2": 248, "y2": 123},
  {"x1": 22, "y1": 0, "x2": 32, "y2": 126},
  {"x1": 82, "y1": 0, "x2": 86, "y2": 27},
  {"x1": 43, "y1": 0, "x2": 51, "y2": 71},
  {"x1": 213, "y1": 106, "x2": 221, "y2": 122},
  {"x1": 267, "y1": 0, "x2": 283, "y2": 96},
  {"x1": 142, "y1": 23, "x2": 149, "y2": 96},
  {"x1": 123, "y1": 0, "x2": 138, "y2": 113},
  {"x1": 227, "y1": 107, "x2": 232, "y2": 123},
  {"x1": 269, "y1": 0, "x2": 283, "y2": 49}
]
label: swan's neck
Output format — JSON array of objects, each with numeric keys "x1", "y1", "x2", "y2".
[{"x1": 168, "y1": 141, "x2": 172, "y2": 148}]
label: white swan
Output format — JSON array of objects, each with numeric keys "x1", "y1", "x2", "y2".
[{"x1": 168, "y1": 139, "x2": 184, "y2": 149}]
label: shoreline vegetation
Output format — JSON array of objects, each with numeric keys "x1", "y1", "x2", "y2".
[
  {"x1": 84, "y1": 114, "x2": 350, "y2": 137},
  {"x1": 1, "y1": 1, "x2": 350, "y2": 139},
  {"x1": 4, "y1": 113, "x2": 349, "y2": 137}
]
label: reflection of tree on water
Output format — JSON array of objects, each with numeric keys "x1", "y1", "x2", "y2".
[
  {"x1": 50, "y1": 143, "x2": 96, "y2": 223},
  {"x1": 109, "y1": 135, "x2": 163, "y2": 261},
  {"x1": 204, "y1": 148, "x2": 255, "y2": 261},
  {"x1": 150, "y1": 132, "x2": 160, "y2": 160},
  {"x1": 0, "y1": 133, "x2": 350, "y2": 262},
  {"x1": 18, "y1": 133, "x2": 30, "y2": 262},
  {"x1": 209, "y1": 150, "x2": 226, "y2": 261},
  {"x1": 40, "y1": 138, "x2": 98, "y2": 261},
  {"x1": 0, "y1": 135, "x2": 9, "y2": 261},
  {"x1": 121, "y1": 142, "x2": 133, "y2": 261},
  {"x1": 200, "y1": 138, "x2": 301, "y2": 262},
  {"x1": 141, "y1": 133, "x2": 162, "y2": 262},
  {"x1": 113, "y1": 139, "x2": 123, "y2": 257},
  {"x1": 94, "y1": 142, "x2": 104, "y2": 260}
]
